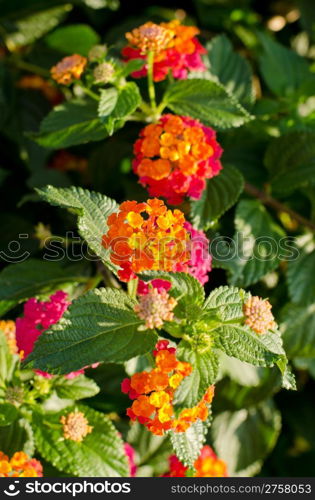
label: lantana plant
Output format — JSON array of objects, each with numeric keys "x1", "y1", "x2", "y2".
[{"x1": 1, "y1": 5, "x2": 314, "y2": 478}]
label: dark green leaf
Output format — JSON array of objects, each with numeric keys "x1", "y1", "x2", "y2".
[
  {"x1": 0, "y1": 403, "x2": 18, "y2": 427},
  {"x1": 264, "y1": 132, "x2": 315, "y2": 194},
  {"x1": 45, "y1": 24, "x2": 100, "y2": 56},
  {"x1": 33, "y1": 405, "x2": 129, "y2": 476},
  {"x1": 0, "y1": 419, "x2": 34, "y2": 456},
  {"x1": 26, "y1": 288, "x2": 157, "y2": 374},
  {"x1": 32, "y1": 100, "x2": 109, "y2": 149},
  {"x1": 36, "y1": 185, "x2": 118, "y2": 272},
  {"x1": 280, "y1": 303, "x2": 315, "y2": 358},
  {"x1": 190, "y1": 165, "x2": 244, "y2": 230},
  {"x1": 164, "y1": 79, "x2": 253, "y2": 129},
  {"x1": 287, "y1": 249, "x2": 315, "y2": 305},
  {"x1": 206, "y1": 34, "x2": 254, "y2": 107},
  {"x1": 211, "y1": 400, "x2": 281, "y2": 476}
]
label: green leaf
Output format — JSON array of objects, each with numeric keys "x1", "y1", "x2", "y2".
[
  {"x1": 98, "y1": 88, "x2": 118, "y2": 119},
  {"x1": 0, "y1": 259, "x2": 88, "y2": 305},
  {"x1": 45, "y1": 24, "x2": 100, "y2": 56},
  {"x1": 0, "y1": 403, "x2": 18, "y2": 426},
  {"x1": 264, "y1": 132, "x2": 315, "y2": 194},
  {"x1": 33, "y1": 405, "x2": 129, "y2": 476},
  {"x1": 102, "y1": 82, "x2": 141, "y2": 135},
  {"x1": 127, "y1": 422, "x2": 172, "y2": 477},
  {"x1": 174, "y1": 341, "x2": 218, "y2": 408},
  {"x1": 164, "y1": 79, "x2": 253, "y2": 129},
  {"x1": 139, "y1": 271, "x2": 205, "y2": 322},
  {"x1": 170, "y1": 411, "x2": 212, "y2": 469},
  {"x1": 2, "y1": 5, "x2": 71, "y2": 50},
  {"x1": 0, "y1": 418, "x2": 34, "y2": 456},
  {"x1": 214, "y1": 324, "x2": 285, "y2": 368},
  {"x1": 206, "y1": 34, "x2": 254, "y2": 107},
  {"x1": 203, "y1": 285, "x2": 249, "y2": 322},
  {"x1": 32, "y1": 100, "x2": 109, "y2": 149},
  {"x1": 211, "y1": 400, "x2": 281, "y2": 476},
  {"x1": 258, "y1": 32, "x2": 311, "y2": 97},
  {"x1": 280, "y1": 303, "x2": 315, "y2": 358},
  {"x1": 190, "y1": 165, "x2": 244, "y2": 230},
  {"x1": 294, "y1": 357, "x2": 315, "y2": 379},
  {"x1": 287, "y1": 249, "x2": 315, "y2": 305},
  {"x1": 54, "y1": 374, "x2": 100, "y2": 400},
  {"x1": 117, "y1": 59, "x2": 145, "y2": 78},
  {"x1": 26, "y1": 288, "x2": 157, "y2": 374},
  {"x1": 36, "y1": 185, "x2": 118, "y2": 272},
  {"x1": 216, "y1": 200, "x2": 285, "y2": 287}
]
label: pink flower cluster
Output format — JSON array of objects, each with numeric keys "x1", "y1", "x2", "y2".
[{"x1": 16, "y1": 291, "x2": 84, "y2": 379}]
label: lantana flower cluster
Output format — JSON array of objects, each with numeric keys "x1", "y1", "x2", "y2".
[
  {"x1": 102, "y1": 199, "x2": 190, "y2": 282},
  {"x1": 164, "y1": 446, "x2": 228, "y2": 477},
  {"x1": 60, "y1": 410, "x2": 93, "y2": 442},
  {"x1": 51, "y1": 54, "x2": 87, "y2": 85},
  {"x1": 122, "y1": 20, "x2": 206, "y2": 81},
  {"x1": 0, "y1": 452, "x2": 43, "y2": 477},
  {"x1": 243, "y1": 296, "x2": 276, "y2": 335},
  {"x1": 121, "y1": 340, "x2": 214, "y2": 435},
  {"x1": 133, "y1": 115, "x2": 223, "y2": 204}
]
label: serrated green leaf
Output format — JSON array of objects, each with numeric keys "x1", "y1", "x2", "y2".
[
  {"x1": 36, "y1": 185, "x2": 118, "y2": 272},
  {"x1": 164, "y1": 79, "x2": 253, "y2": 129},
  {"x1": 98, "y1": 88, "x2": 118, "y2": 119},
  {"x1": 3, "y1": 5, "x2": 71, "y2": 50},
  {"x1": 26, "y1": 288, "x2": 157, "y2": 374},
  {"x1": 45, "y1": 24, "x2": 100, "y2": 56},
  {"x1": 203, "y1": 285, "x2": 249, "y2": 322},
  {"x1": 258, "y1": 32, "x2": 310, "y2": 97},
  {"x1": 33, "y1": 405, "x2": 129, "y2": 476},
  {"x1": 169, "y1": 410, "x2": 212, "y2": 468},
  {"x1": 280, "y1": 303, "x2": 315, "y2": 358},
  {"x1": 54, "y1": 374, "x2": 100, "y2": 400},
  {"x1": 0, "y1": 259, "x2": 88, "y2": 305},
  {"x1": 190, "y1": 165, "x2": 244, "y2": 230},
  {"x1": 211, "y1": 400, "x2": 281, "y2": 476},
  {"x1": 103, "y1": 82, "x2": 141, "y2": 135},
  {"x1": 206, "y1": 34, "x2": 254, "y2": 107},
  {"x1": 264, "y1": 132, "x2": 315, "y2": 194},
  {"x1": 117, "y1": 59, "x2": 145, "y2": 78},
  {"x1": 216, "y1": 200, "x2": 285, "y2": 287},
  {"x1": 0, "y1": 418, "x2": 34, "y2": 456},
  {"x1": 287, "y1": 249, "x2": 315, "y2": 305},
  {"x1": 0, "y1": 332, "x2": 17, "y2": 384},
  {"x1": 32, "y1": 100, "x2": 109, "y2": 149},
  {"x1": 174, "y1": 341, "x2": 218, "y2": 408},
  {"x1": 0, "y1": 403, "x2": 18, "y2": 426}
]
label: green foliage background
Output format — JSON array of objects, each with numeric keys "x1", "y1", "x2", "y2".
[{"x1": 0, "y1": 0, "x2": 315, "y2": 477}]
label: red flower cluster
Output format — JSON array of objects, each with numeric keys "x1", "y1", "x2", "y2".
[
  {"x1": 122, "y1": 340, "x2": 214, "y2": 435},
  {"x1": 133, "y1": 115, "x2": 223, "y2": 204},
  {"x1": 122, "y1": 20, "x2": 206, "y2": 81},
  {"x1": 164, "y1": 445, "x2": 228, "y2": 477}
]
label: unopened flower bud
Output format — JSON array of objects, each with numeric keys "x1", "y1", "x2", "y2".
[
  {"x1": 134, "y1": 288, "x2": 177, "y2": 329},
  {"x1": 93, "y1": 62, "x2": 115, "y2": 83},
  {"x1": 243, "y1": 296, "x2": 276, "y2": 334},
  {"x1": 88, "y1": 44, "x2": 107, "y2": 61},
  {"x1": 60, "y1": 410, "x2": 93, "y2": 442}
]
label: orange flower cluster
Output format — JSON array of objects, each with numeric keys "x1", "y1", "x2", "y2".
[
  {"x1": 164, "y1": 445, "x2": 228, "y2": 477},
  {"x1": 0, "y1": 320, "x2": 17, "y2": 354},
  {"x1": 125, "y1": 22, "x2": 174, "y2": 53},
  {"x1": 122, "y1": 20, "x2": 206, "y2": 81},
  {"x1": 60, "y1": 410, "x2": 93, "y2": 442},
  {"x1": 122, "y1": 340, "x2": 215, "y2": 435},
  {"x1": 102, "y1": 199, "x2": 190, "y2": 282},
  {"x1": 0, "y1": 451, "x2": 43, "y2": 477},
  {"x1": 244, "y1": 296, "x2": 276, "y2": 334},
  {"x1": 17, "y1": 75, "x2": 62, "y2": 105},
  {"x1": 133, "y1": 115, "x2": 223, "y2": 204},
  {"x1": 51, "y1": 54, "x2": 87, "y2": 85}
]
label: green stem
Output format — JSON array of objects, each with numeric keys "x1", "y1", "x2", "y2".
[
  {"x1": 147, "y1": 51, "x2": 156, "y2": 111},
  {"x1": 80, "y1": 85, "x2": 100, "y2": 101}
]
